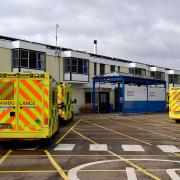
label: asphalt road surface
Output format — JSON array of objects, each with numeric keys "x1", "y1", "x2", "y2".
[{"x1": 0, "y1": 113, "x2": 180, "y2": 180}]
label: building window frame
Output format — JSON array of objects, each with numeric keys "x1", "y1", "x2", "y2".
[
  {"x1": 100, "y1": 63, "x2": 105, "y2": 75},
  {"x1": 12, "y1": 48, "x2": 45, "y2": 71}
]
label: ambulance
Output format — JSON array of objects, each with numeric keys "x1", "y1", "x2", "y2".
[
  {"x1": 57, "y1": 82, "x2": 74, "y2": 122},
  {"x1": 169, "y1": 87, "x2": 180, "y2": 123},
  {"x1": 0, "y1": 72, "x2": 74, "y2": 142}
]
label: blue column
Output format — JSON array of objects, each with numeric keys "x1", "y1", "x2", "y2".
[
  {"x1": 164, "y1": 82, "x2": 167, "y2": 111},
  {"x1": 122, "y1": 80, "x2": 125, "y2": 115},
  {"x1": 146, "y1": 83, "x2": 148, "y2": 113},
  {"x1": 118, "y1": 83, "x2": 120, "y2": 112},
  {"x1": 92, "y1": 80, "x2": 96, "y2": 112}
]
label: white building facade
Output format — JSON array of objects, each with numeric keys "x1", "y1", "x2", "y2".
[{"x1": 0, "y1": 35, "x2": 179, "y2": 113}]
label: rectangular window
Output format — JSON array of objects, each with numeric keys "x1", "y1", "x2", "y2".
[
  {"x1": 129, "y1": 68, "x2": 134, "y2": 74},
  {"x1": 169, "y1": 75, "x2": 174, "y2": 83},
  {"x1": 72, "y1": 58, "x2": 78, "y2": 73},
  {"x1": 12, "y1": 49, "x2": 19, "y2": 67},
  {"x1": 118, "y1": 66, "x2": 120, "y2": 72},
  {"x1": 85, "y1": 92, "x2": 92, "y2": 103},
  {"x1": 111, "y1": 65, "x2": 115, "y2": 72},
  {"x1": 64, "y1": 58, "x2": 89, "y2": 75},
  {"x1": 12, "y1": 49, "x2": 45, "y2": 70},
  {"x1": 100, "y1": 64, "x2": 105, "y2": 75},
  {"x1": 141, "y1": 69, "x2": 146, "y2": 76},
  {"x1": 37, "y1": 52, "x2": 45, "y2": 69},
  {"x1": 0, "y1": 82, "x2": 14, "y2": 100},
  {"x1": 29, "y1": 51, "x2": 36, "y2": 68},
  {"x1": 150, "y1": 72, "x2": 156, "y2": 78},
  {"x1": 64, "y1": 58, "x2": 70, "y2": 73},
  {"x1": 83, "y1": 60, "x2": 88, "y2": 74},
  {"x1": 78, "y1": 59, "x2": 83, "y2": 74},
  {"x1": 94, "y1": 63, "x2": 97, "y2": 76},
  {"x1": 20, "y1": 49, "x2": 28, "y2": 67}
]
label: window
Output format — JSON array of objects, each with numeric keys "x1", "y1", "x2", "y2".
[
  {"x1": 20, "y1": 49, "x2": 28, "y2": 67},
  {"x1": 118, "y1": 66, "x2": 120, "y2": 72},
  {"x1": 29, "y1": 51, "x2": 36, "y2": 68},
  {"x1": 37, "y1": 52, "x2": 45, "y2": 69},
  {"x1": 83, "y1": 60, "x2": 88, "y2": 74},
  {"x1": 12, "y1": 49, "x2": 19, "y2": 67},
  {"x1": 151, "y1": 71, "x2": 165, "y2": 80},
  {"x1": 100, "y1": 64, "x2": 105, "y2": 75},
  {"x1": 150, "y1": 72, "x2": 156, "y2": 78},
  {"x1": 85, "y1": 92, "x2": 92, "y2": 103},
  {"x1": 129, "y1": 68, "x2": 146, "y2": 76},
  {"x1": 94, "y1": 63, "x2": 97, "y2": 76},
  {"x1": 72, "y1": 58, "x2": 78, "y2": 73},
  {"x1": 12, "y1": 49, "x2": 45, "y2": 70},
  {"x1": 169, "y1": 75, "x2": 174, "y2": 83},
  {"x1": 129, "y1": 68, "x2": 135, "y2": 74},
  {"x1": 0, "y1": 82, "x2": 14, "y2": 100},
  {"x1": 64, "y1": 57, "x2": 89, "y2": 75},
  {"x1": 111, "y1": 65, "x2": 115, "y2": 72},
  {"x1": 64, "y1": 58, "x2": 70, "y2": 73}
]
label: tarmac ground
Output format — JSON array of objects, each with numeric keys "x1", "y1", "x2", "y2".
[{"x1": 0, "y1": 113, "x2": 180, "y2": 180}]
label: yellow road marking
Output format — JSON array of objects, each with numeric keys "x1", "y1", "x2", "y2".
[
  {"x1": 79, "y1": 169, "x2": 173, "y2": 172},
  {"x1": 172, "y1": 152, "x2": 180, "y2": 157},
  {"x1": 122, "y1": 118, "x2": 180, "y2": 132},
  {"x1": 0, "y1": 170, "x2": 58, "y2": 173},
  {"x1": 55, "y1": 119, "x2": 81, "y2": 145},
  {"x1": 65, "y1": 137, "x2": 169, "y2": 140},
  {"x1": 8, "y1": 154, "x2": 178, "y2": 157},
  {"x1": 0, "y1": 168, "x2": 172, "y2": 173},
  {"x1": 104, "y1": 119, "x2": 180, "y2": 141},
  {"x1": 73, "y1": 129, "x2": 161, "y2": 180},
  {"x1": 82, "y1": 120, "x2": 152, "y2": 145},
  {"x1": 44, "y1": 150, "x2": 69, "y2": 180},
  {"x1": 0, "y1": 150, "x2": 12, "y2": 165}
]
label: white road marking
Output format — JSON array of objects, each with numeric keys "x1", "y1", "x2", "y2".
[
  {"x1": 166, "y1": 169, "x2": 180, "y2": 180},
  {"x1": 17, "y1": 147, "x2": 39, "y2": 150},
  {"x1": 68, "y1": 158, "x2": 180, "y2": 180},
  {"x1": 89, "y1": 144, "x2": 108, "y2": 151},
  {"x1": 54, "y1": 144, "x2": 75, "y2": 151},
  {"x1": 126, "y1": 167, "x2": 137, "y2": 180},
  {"x1": 157, "y1": 145, "x2": 180, "y2": 153},
  {"x1": 122, "y1": 145, "x2": 145, "y2": 152}
]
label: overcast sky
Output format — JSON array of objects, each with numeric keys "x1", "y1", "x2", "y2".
[{"x1": 0, "y1": 0, "x2": 180, "y2": 69}]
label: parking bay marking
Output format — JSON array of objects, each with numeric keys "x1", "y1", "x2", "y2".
[
  {"x1": 89, "y1": 144, "x2": 108, "y2": 151},
  {"x1": 122, "y1": 145, "x2": 145, "y2": 152},
  {"x1": 0, "y1": 150, "x2": 12, "y2": 165},
  {"x1": 106, "y1": 119, "x2": 180, "y2": 141},
  {"x1": 54, "y1": 144, "x2": 75, "y2": 151},
  {"x1": 73, "y1": 129, "x2": 161, "y2": 180},
  {"x1": 157, "y1": 145, "x2": 180, "y2": 153},
  {"x1": 82, "y1": 120, "x2": 152, "y2": 145},
  {"x1": 68, "y1": 159, "x2": 180, "y2": 180},
  {"x1": 55, "y1": 119, "x2": 81, "y2": 145}
]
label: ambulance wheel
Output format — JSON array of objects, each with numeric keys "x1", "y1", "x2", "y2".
[
  {"x1": 70, "y1": 113, "x2": 74, "y2": 122},
  {"x1": 42, "y1": 137, "x2": 52, "y2": 146},
  {"x1": 175, "y1": 120, "x2": 180, "y2": 123}
]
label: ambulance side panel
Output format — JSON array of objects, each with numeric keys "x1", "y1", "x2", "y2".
[{"x1": 169, "y1": 88, "x2": 180, "y2": 120}]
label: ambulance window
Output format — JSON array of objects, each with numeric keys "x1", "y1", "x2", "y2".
[
  {"x1": 52, "y1": 90, "x2": 56, "y2": 105},
  {"x1": 67, "y1": 92, "x2": 69, "y2": 101},
  {"x1": 0, "y1": 82, "x2": 14, "y2": 100}
]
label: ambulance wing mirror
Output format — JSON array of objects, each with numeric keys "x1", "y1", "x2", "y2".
[
  {"x1": 60, "y1": 102, "x2": 65, "y2": 109},
  {"x1": 73, "y1": 99, "x2": 77, "y2": 104}
]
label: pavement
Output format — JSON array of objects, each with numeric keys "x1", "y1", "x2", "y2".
[{"x1": 0, "y1": 113, "x2": 180, "y2": 180}]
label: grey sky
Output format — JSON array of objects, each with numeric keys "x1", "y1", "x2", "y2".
[{"x1": 0, "y1": 0, "x2": 180, "y2": 69}]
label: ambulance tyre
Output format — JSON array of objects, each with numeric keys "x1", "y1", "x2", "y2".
[
  {"x1": 42, "y1": 137, "x2": 52, "y2": 146},
  {"x1": 175, "y1": 119, "x2": 180, "y2": 123},
  {"x1": 70, "y1": 112, "x2": 74, "y2": 122}
]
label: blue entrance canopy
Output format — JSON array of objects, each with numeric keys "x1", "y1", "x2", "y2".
[{"x1": 92, "y1": 72, "x2": 166, "y2": 115}]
